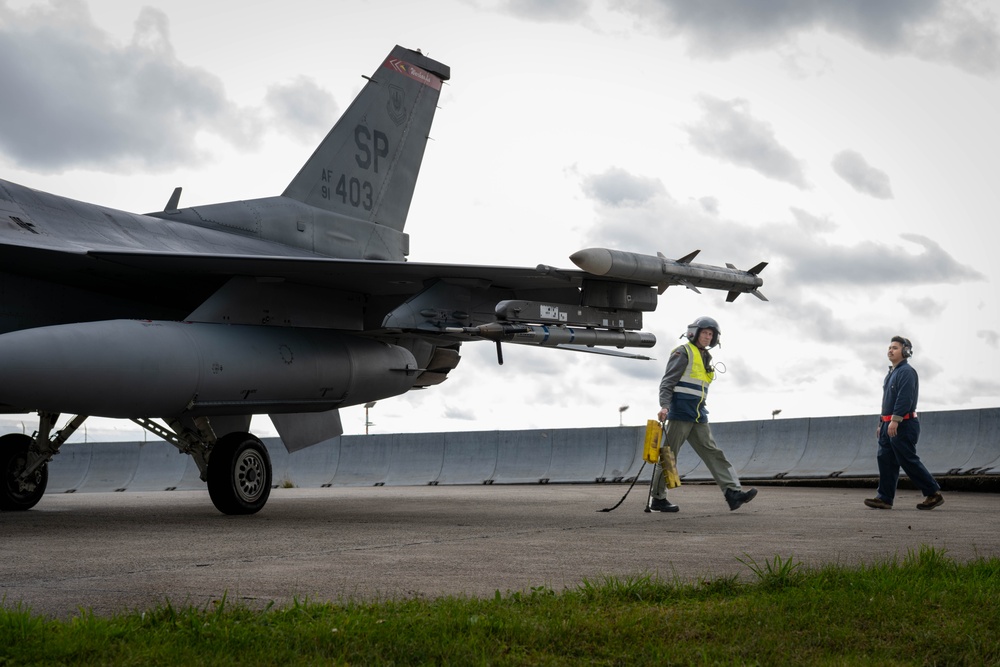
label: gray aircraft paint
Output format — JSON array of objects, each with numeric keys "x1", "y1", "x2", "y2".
[{"x1": 0, "y1": 46, "x2": 765, "y2": 513}]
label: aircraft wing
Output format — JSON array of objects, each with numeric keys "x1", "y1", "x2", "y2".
[{"x1": 87, "y1": 249, "x2": 589, "y2": 296}]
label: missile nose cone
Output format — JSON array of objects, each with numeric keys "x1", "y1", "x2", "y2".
[{"x1": 569, "y1": 248, "x2": 614, "y2": 276}]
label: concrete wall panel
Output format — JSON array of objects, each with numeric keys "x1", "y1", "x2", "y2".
[
  {"x1": 916, "y1": 411, "x2": 978, "y2": 475},
  {"x1": 330, "y1": 434, "x2": 392, "y2": 486},
  {"x1": 493, "y1": 430, "x2": 552, "y2": 483},
  {"x1": 273, "y1": 436, "x2": 342, "y2": 488},
  {"x1": 964, "y1": 408, "x2": 1000, "y2": 474},
  {"x1": 741, "y1": 418, "x2": 810, "y2": 479},
  {"x1": 791, "y1": 416, "x2": 873, "y2": 478},
  {"x1": 603, "y1": 427, "x2": 643, "y2": 481},
  {"x1": 72, "y1": 442, "x2": 142, "y2": 492},
  {"x1": 385, "y1": 432, "x2": 446, "y2": 485},
  {"x1": 46, "y1": 441, "x2": 94, "y2": 493},
  {"x1": 547, "y1": 428, "x2": 609, "y2": 482},
  {"x1": 126, "y1": 441, "x2": 193, "y2": 491},
  {"x1": 438, "y1": 431, "x2": 499, "y2": 484}
]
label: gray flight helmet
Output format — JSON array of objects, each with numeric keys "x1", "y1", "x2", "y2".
[{"x1": 685, "y1": 316, "x2": 721, "y2": 348}]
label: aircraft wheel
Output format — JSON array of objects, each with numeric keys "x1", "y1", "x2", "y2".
[
  {"x1": 207, "y1": 432, "x2": 272, "y2": 515},
  {"x1": 1, "y1": 433, "x2": 47, "y2": 511}
]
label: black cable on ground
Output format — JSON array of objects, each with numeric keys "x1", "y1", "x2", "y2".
[{"x1": 597, "y1": 461, "x2": 647, "y2": 512}]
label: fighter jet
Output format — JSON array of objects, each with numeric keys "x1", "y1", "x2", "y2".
[{"x1": 0, "y1": 46, "x2": 762, "y2": 515}]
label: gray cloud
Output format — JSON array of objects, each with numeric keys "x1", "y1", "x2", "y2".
[
  {"x1": 902, "y1": 296, "x2": 945, "y2": 318},
  {"x1": 832, "y1": 150, "x2": 894, "y2": 199},
  {"x1": 967, "y1": 378, "x2": 1000, "y2": 398},
  {"x1": 265, "y1": 77, "x2": 339, "y2": 144},
  {"x1": 698, "y1": 196, "x2": 720, "y2": 215},
  {"x1": 613, "y1": 0, "x2": 1000, "y2": 76},
  {"x1": 577, "y1": 168, "x2": 983, "y2": 289},
  {"x1": 0, "y1": 2, "x2": 331, "y2": 174},
  {"x1": 775, "y1": 233, "x2": 985, "y2": 286},
  {"x1": 580, "y1": 167, "x2": 666, "y2": 207},
  {"x1": 832, "y1": 374, "x2": 871, "y2": 399},
  {"x1": 443, "y1": 403, "x2": 478, "y2": 421},
  {"x1": 0, "y1": 2, "x2": 259, "y2": 173},
  {"x1": 790, "y1": 207, "x2": 837, "y2": 233},
  {"x1": 501, "y1": 0, "x2": 591, "y2": 21},
  {"x1": 978, "y1": 330, "x2": 999, "y2": 348},
  {"x1": 686, "y1": 96, "x2": 808, "y2": 188}
]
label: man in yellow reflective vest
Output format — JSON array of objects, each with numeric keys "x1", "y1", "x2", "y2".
[{"x1": 649, "y1": 316, "x2": 757, "y2": 513}]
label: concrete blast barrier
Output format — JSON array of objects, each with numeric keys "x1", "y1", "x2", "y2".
[
  {"x1": 965, "y1": 409, "x2": 1000, "y2": 474},
  {"x1": 438, "y1": 431, "x2": 499, "y2": 484},
  {"x1": 35, "y1": 408, "x2": 1000, "y2": 494},
  {"x1": 792, "y1": 415, "x2": 874, "y2": 478}
]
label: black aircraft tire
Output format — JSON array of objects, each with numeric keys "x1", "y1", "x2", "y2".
[
  {"x1": 207, "y1": 432, "x2": 272, "y2": 515},
  {"x1": 1, "y1": 433, "x2": 47, "y2": 511}
]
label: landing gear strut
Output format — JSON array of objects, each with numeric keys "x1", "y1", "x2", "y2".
[
  {"x1": 131, "y1": 418, "x2": 272, "y2": 515},
  {"x1": 1, "y1": 413, "x2": 273, "y2": 515}
]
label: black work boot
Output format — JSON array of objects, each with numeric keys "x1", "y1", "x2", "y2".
[
  {"x1": 647, "y1": 497, "x2": 679, "y2": 513},
  {"x1": 725, "y1": 487, "x2": 757, "y2": 511}
]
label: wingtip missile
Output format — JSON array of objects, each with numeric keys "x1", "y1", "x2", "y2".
[{"x1": 570, "y1": 247, "x2": 768, "y2": 303}]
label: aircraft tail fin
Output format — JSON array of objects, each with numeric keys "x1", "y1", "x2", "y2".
[{"x1": 282, "y1": 46, "x2": 450, "y2": 232}]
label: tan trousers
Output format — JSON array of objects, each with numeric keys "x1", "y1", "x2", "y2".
[{"x1": 651, "y1": 420, "x2": 741, "y2": 499}]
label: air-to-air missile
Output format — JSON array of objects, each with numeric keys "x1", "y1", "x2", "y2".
[{"x1": 569, "y1": 247, "x2": 768, "y2": 302}]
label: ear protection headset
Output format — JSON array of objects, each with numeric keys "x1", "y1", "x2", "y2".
[{"x1": 893, "y1": 336, "x2": 913, "y2": 358}]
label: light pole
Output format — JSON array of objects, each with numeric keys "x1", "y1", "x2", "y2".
[
  {"x1": 618, "y1": 405, "x2": 629, "y2": 427},
  {"x1": 364, "y1": 401, "x2": 377, "y2": 435},
  {"x1": 771, "y1": 409, "x2": 782, "y2": 420}
]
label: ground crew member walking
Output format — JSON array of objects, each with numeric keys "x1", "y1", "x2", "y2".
[
  {"x1": 864, "y1": 336, "x2": 944, "y2": 510},
  {"x1": 649, "y1": 316, "x2": 757, "y2": 512}
]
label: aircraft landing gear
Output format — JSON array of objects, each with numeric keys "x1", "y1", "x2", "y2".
[
  {"x1": 0, "y1": 433, "x2": 47, "y2": 511},
  {"x1": 207, "y1": 432, "x2": 272, "y2": 515}
]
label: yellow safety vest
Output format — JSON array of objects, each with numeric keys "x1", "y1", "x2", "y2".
[{"x1": 672, "y1": 343, "x2": 714, "y2": 420}]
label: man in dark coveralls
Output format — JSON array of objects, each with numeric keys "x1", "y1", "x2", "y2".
[{"x1": 864, "y1": 335, "x2": 944, "y2": 511}]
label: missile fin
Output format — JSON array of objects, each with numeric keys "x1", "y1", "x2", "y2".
[
  {"x1": 747, "y1": 261, "x2": 768, "y2": 275},
  {"x1": 678, "y1": 280, "x2": 702, "y2": 294},
  {"x1": 726, "y1": 262, "x2": 737, "y2": 270},
  {"x1": 726, "y1": 290, "x2": 740, "y2": 303},
  {"x1": 676, "y1": 250, "x2": 700, "y2": 264},
  {"x1": 751, "y1": 290, "x2": 769, "y2": 302}
]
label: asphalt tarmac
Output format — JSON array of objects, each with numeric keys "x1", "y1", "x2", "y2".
[{"x1": 2, "y1": 484, "x2": 998, "y2": 619}]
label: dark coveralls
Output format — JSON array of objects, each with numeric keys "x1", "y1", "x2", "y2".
[{"x1": 875, "y1": 359, "x2": 940, "y2": 504}]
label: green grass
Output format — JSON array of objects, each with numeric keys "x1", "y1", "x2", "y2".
[{"x1": 2, "y1": 547, "x2": 998, "y2": 666}]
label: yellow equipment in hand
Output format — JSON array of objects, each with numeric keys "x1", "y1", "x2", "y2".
[{"x1": 643, "y1": 419, "x2": 681, "y2": 489}]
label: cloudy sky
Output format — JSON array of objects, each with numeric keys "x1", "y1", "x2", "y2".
[{"x1": 1, "y1": 0, "x2": 998, "y2": 441}]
